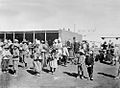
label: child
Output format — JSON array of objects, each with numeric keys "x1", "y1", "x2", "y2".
[
  {"x1": 12, "y1": 45, "x2": 20, "y2": 76},
  {"x1": 1, "y1": 45, "x2": 12, "y2": 73},
  {"x1": 77, "y1": 48, "x2": 85, "y2": 79},
  {"x1": 85, "y1": 50, "x2": 94, "y2": 81},
  {"x1": 49, "y1": 49, "x2": 58, "y2": 74}
]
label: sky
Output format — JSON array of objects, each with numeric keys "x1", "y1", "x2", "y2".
[{"x1": 0, "y1": 0, "x2": 120, "y2": 41}]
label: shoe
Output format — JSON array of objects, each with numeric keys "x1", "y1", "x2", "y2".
[
  {"x1": 64, "y1": 65, "x2": 67, "y2": 67},
  {"x1": 80, "y1": 76, "x2": 84, "y2": 79},
  {"x1": 115, "y1": 76, "x2": 119, "y2": 79},
  {"x1": 90, "y1": 78, "x2": 93, "y2": 81},
  {"x1": 87, "y1": 77, "x2": 90, "y2": 80},
  {"x1": 12, "y1": 74, "x2": 17, "y2": 77},
  {"x1": 3, "y1": 71, "x2": 6, "y2": 73},
  {"x1": 76, "y1": 76, "x2": 80, "y2": 79},
  {"x1": 6, "y1": 71, "x2": 9, "y2": 73},
  {"x1": 25, "y1": 63, "x2": 27, "y2": 67},
  {"x1": 36, "y1": 73, "x2": 40, "y2": 76}
]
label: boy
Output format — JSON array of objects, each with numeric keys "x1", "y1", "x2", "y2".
[
  {"x1": 12, "y1": 44, "x2": 20, "y2": 76},
  {"x1": 85, "y1": 50, "x2": 94, "y2": 81},
  {"x1": 77, "y1": 47, "x2": 85, "y2": 79}
]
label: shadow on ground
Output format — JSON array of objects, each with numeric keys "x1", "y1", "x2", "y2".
[
  {"x1": 42, "y1": 68, "x2": 50, "y2": 73},
  {"x1": 63, "y1": 72, "x2": 78, "y2": 78},
  {"x1": 18, "y1": 65, "x2": 24, "y2": 68},
  {"x1": 0, "y1": 73, "x2": 11, "y2": 88},
  {"x1": 8, "y1": 69, "x2": 14, "y2": 75},
  {"x1": 63, "y1": 71, "x2": 88, "y2": 80},
  {"x1": 27, "y1": 69, "x2": 37, "y2": 75},
  {"x1": 98, "y1": 72, "x2": 115, "y2": 78},
  {"x1": 100, "y1": 61, "x2": 112, "y2": 65}
]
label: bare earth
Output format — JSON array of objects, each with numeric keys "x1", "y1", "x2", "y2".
[{"x1": 0, "y1": 58, "x2": 120, "y2": 88}]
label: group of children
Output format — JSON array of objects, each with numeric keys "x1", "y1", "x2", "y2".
[
  {"x1": 0, "y1": 38, "x2": 70, "y2": 77},
  {"x1": 0, "y1": 37, "x2": 95, "y2": 81},
  {"x1": 0, "y1": 39, "x2": 21, "y2": 76},
  {"x1": 73, "y1": 39, "x2": 94, "y2": 81}
]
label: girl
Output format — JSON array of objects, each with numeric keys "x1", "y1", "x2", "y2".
[{"x1": 49, "y1": 49, "x2": 58, "y2": 74}]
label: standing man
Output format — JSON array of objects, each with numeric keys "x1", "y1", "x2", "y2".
[
  {"x1": 73, "y1": 37, "x2": 80, "y2": 55},
  {"x1": 73, "y1": 37, "x2": 80, "y2": 64},
  {"x1": 114, "y1": 45, "x2": 120, "y2": 79},
  {"x1": 62, "y1": 44, "x2": 69, "y2": 66},
  {"x1": 101, "y1": 41, "x2": 108, "y2": 51},
  {"x1": 0, "y1": 39, "x2": 3, "y2": 73},
  {"x1": 113, "y1": 44, "x2": 120, "y2": 65},
  {"x1": 41, "y1": 40, "x2": 49, "y2": 68},
  {"x1": 57, "y1": 39, "x2": 63, "y2": 65},
  {"x1": 21, "y1": 40, "x2": 29, "y2": 68}
]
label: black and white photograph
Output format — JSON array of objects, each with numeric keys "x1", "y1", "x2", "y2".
[{"x1": 0, "y1": 0, "x2": 120, "y2": 88}]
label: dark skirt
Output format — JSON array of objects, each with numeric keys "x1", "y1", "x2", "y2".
[{"x1": 1, "y1": 59, "x2": 9, "y2": 71}]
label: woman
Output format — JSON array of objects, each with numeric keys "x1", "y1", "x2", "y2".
[
  {"x1": 33, "y1": 42, "x2": 42, "y2": 76},
  {"x1": 1, "y1": 45, "x2": 12, "y2": 73}
]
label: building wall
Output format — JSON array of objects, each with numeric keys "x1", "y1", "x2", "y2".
[
  {"x1": 101, "y1": 38, "x2": 120, "y2": 44},
  {"x1": 0, "y1": 29, "x2": 82, "y2": 45},
  {"x1": 59, "y1": 30, "x2": 82, "y2": 44}
]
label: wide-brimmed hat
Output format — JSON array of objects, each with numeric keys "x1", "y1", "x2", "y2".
[
  {"x1": 3, "y1": 45, "x2": 9, "y2": 49},
  {"x1": 36, "y1": 40, "x2": 40, "y2": 44},
  {"x1": 13, "y1": 44, "x2": 19, "y2": 48},
  {"x1": 14, "y1": 39, "x2": 19, "y2": 42},
  {"x1": 54, "y1": 39, "x2": 58, "y2": 43},
  {"x1": 4, "y1": 39, "x2": 8, "y2": 43},
  {"x1": 22, "y1": 40, "x2": 28, "y2": 44},
  {"x1": 41, "y1": 40, "x2": 45, "y2": 43}
]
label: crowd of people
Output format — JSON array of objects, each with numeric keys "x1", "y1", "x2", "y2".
[
  {"x1": 0, "y1": 37, "x2": 96, "y2": 81},
  {"x1": 98, "y1": 40, "x2": 120, "y2": 79},
  {"x1": 1, "y1": 37, "x2": 120, "y2": 81},
  {"x1": 0, "y1": 38, "x2": 71, "y2": 77},
  {"x1": 99, "y1": 40, "x2": 120, "y2": 65}
]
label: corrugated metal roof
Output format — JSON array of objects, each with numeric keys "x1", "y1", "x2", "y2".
[{"x1": 0, "y1": 29, "x2": 59, "y2": 32}]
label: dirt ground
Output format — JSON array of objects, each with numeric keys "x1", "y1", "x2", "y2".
[{"x1": 0, "y1": 58, "x2": 120, "y2": 88}]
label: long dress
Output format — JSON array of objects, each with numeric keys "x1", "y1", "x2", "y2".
[
  {"x1": 49, "y1": 51, "x2": 58, "y2": 69},
  {"x1": 33, "y1": 46, "x2": 42, "y2": 73}
]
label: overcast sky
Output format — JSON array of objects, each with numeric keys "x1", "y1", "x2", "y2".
[{"x1": 0, "y1": 0, "x2": 120, "y2": 41}]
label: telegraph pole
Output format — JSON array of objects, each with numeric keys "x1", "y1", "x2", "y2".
[{"x1": 74, "y1": 24, "x2": 76, "y2": 32}]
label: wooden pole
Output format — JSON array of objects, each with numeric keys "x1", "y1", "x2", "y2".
[
  {"x1": 4, "y1": 32, "x2": 6, "y2": 40},
  {"x1": 33, "y1": 31, "x2": 35, "y2": 43},
  {"x1": 13, "y1": 32, "x2": 15, "y2": 41},
  {"x1": 45, "y1": 30, "x2": 46, "y2": 42},
  {"x1": 23, "y1": 32, "x2": 25, "y2": 41}
]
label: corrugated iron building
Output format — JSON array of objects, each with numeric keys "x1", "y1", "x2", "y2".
[{"x1": 0, "y1": 29, "x2": 82, "y2": 45}]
